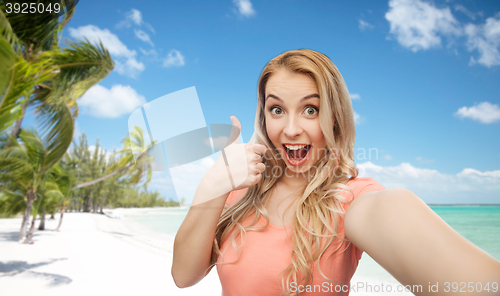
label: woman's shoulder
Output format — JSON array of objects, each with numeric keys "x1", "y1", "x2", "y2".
[{"x1": 344, "y1": 176, "x2": 386, "y2": 201}]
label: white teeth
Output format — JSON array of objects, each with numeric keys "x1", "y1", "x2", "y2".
[{"x1": 284, "y1": 144, "x2": 307, "y2": 150}]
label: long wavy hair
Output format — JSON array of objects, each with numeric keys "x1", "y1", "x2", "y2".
[{"x1": 209, "y1": 49, "x2": 359, "y2": 295}]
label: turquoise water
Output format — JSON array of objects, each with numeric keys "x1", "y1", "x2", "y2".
[
  {"x1": 429, "y1": 206, "x2": 500, "y2": 261},
  {"x1": 124, "y1": 206, "x2": 500, "y2": 261},
  {"x1": 122, "y1": 208, "x2": 189, "y2": 236}
]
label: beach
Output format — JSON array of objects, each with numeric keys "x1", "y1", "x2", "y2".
[
  {"x1": 0, "y1": 212, "x2": 222, "y2": 296},
  {"x1": 0, "y1": 210, "x2": 417, "y2": 296},
  {"x1": 3, "y1": 206, "x2": 498, "y2": 296}
]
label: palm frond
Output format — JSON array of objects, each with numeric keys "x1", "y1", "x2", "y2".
[
  {"x1": 59, "y1": 0, "x2": 77, "y2": 29},
  {"x1": 0, "y1": 190, "x2": 26, "y2": 217},
  {"x1": 0, "y1": 0, "x2": 61, "y2": 54},
  {"x1": 0, "y1": 33, "x2": 15, "y2": 96},
  {"x1": 37, "y1": 37, "x2": 114, "y2": 108},
  {"x1": 0, "y1": 35, "x2": 19, "y2": 135},
  {"x1": 0, "y1": 10, "x2": 23, "y2": 53},
  {"x1": 0, "y1": 54, "x2": 56, "y2": 136},
  {"x1": 18, "y1": 129, "x2": 45, "y2": 171},
  {"x1": 37, "y1": 101, "x2": 73, "y2": 172},
  {"x1": 0, "y1": 157, "x2": 34, "y2": 188}
]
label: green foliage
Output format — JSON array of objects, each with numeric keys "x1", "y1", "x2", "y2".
[
  {"x1": 0, "y1": 129, "x2": 68, "y2": 218},
  {"x1": 0, "y1": 4, "x2": 113, "y2": 137},
  {"x1": 113, "y1": 188, "x2": 178, "y2": 208},
  {"x1": 111, "y1": 126, "x2": 154, "y2": 188},
  {"x1": 0, "y1": 1, "x2": 80, "y2": 55}
]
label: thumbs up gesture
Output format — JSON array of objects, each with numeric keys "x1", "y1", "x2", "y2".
[{"x1": 193, "y1": 116, "x2": 267, "y2": 205}]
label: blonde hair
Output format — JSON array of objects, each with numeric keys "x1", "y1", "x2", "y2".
[{"x1": 209, "y1": 49, "x2": 359, "y2": 295}]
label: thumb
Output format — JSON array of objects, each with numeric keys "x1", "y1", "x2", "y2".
[{"x1": 228, "y1": 116, "x2": 241, "y2": 145}]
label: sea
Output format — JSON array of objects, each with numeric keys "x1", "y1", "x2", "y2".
[{"x1": 117, "y1": 205, "x2": 500, "y2": 285}]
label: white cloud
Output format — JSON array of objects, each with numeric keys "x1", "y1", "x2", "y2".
[
  {"x1": 68, "y1": 25, "x2": 134, "y2": 57},
  {"x1": 416, "y1": 156, "x2": 434, "y2": 163},
  {"x1": 163, "y1": 49, "x2": 185, "y2": 67},
  {"x1": 134, "y1": 29, "x2": 154, "y2": 46},
  {"x1": 353, "y1": 111, "x2": 361, "y2": 125},
  {"x1": 117, "y1": 9, "x2": 155, "y2": 33},
  {"x1": 79, "y1": 84, "x2": 146, "y2": 118},
  {"x1": 350, "y1": 93, "x2": 361, "y2": 100},
  {"x1": 233, "y1": 0, "x2": 256, "y2": 18},
  {"x1": 359, "y1": 19, "x2": 374, "y2": 31},
  {"x1": 350, "y1": 94, "x2": 361, "y2": 124},
  {"x1": 384, "y1": 1, "x2": 500, "y2": 68},
  {"x1": 357, "y1": 161, "x2": 500, "y2": 203},
  {"x1": 139, "y1": 47, "x2": 158, "y2": 56},
  {"x1": 385, "y1": 0, "x2": 461, "y2": 52},
  {"x1": 454, "y1": 102, "x2": 500, "y2": 124},
  {"x1": 465, "y1": 15, "x2": 500, "y2": 67},
  {"x1": 68, "y1": 25, "x2": 145, "y2": 78},
  {"x1": 115, "y1": 58, "x2": 146, "y2": 77},
  {"x1": 127, "y1": 9, "x2": 142, "y2": 26},
  {"x1": 454, "y1": 4, "x2": 482, "y2": 20}
]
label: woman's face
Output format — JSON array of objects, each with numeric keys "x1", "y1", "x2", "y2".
[{"x1": 264, "y1": 69, "x2": 327, "y2": 175}]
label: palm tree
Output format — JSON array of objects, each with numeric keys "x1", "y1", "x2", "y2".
[
  {"x1": 0, "y1": 1, "x2": 114, "y2": 137},
  {"x1": 53, "y1": 155, "x2": 76, "y2": 230},
  {"x1": 74, "y1": 126, "x2": 155, "y2": 189},
  {"x1": 0, "y1": 126, "x2": 73, "y2": 243},
  {"x1": 36, "y1": 165, "x2": 67, "y2": 231},
  {"x1": 0, "y1": 1, "x2": 115, "y2": 241},
  {"x1": 41, "y1": 163, "x2": 72, "y2": 231}
]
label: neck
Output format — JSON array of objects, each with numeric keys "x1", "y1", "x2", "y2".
[{"x1": 276, "y1": 167, "x2": 311, "y2": 191}]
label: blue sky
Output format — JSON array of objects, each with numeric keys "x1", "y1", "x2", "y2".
[{"x1": 25, "y1": 0, "x2": 500, "y2": 204}]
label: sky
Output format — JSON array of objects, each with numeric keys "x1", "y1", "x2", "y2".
[{"x1": 23, "y1": 0, "x2": 500, "y2": 204}]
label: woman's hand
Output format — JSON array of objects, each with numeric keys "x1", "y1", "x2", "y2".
[{"x1": 194, "y1": 116, "x2": 267, "y2": 206}]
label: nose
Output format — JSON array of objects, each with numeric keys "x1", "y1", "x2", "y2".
[{"x1": 283, "y1": 115, "x2": 302, "y2": 138}]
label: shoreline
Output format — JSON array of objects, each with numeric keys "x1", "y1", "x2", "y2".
[{"x1": 0, "y1": 211, "x2": 413, "y2": 296}]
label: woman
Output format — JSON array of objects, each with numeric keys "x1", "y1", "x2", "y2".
[{"x1": 172, "y1": 49, "x2": 500, "y2": 295}]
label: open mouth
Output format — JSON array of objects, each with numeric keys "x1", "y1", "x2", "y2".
[{"x1": 282, "y1": 144, "x2": 311, "y2": 165}]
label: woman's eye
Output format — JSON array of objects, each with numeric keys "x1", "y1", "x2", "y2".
[
  {"x1": 271, "y1": 107, "x2": 283, "y2": 115},
  {"x1": 305, "y1": 106, "x2": 318, "y2": 115}
]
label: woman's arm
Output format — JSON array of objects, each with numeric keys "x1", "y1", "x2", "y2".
[
  {"x1": 344, "y1": 188, "x2": 500, "y2": 296},
  {"x1": 171, "y1": 116, "x2": 267, "y2": 288},
  {"x1": 171, "y1": 174, "x2": 230, "y2": 288}
]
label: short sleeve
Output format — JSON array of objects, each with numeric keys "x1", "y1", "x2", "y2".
[{"x1": 355, "y1": 177, "x2": 386, "y2": 197}]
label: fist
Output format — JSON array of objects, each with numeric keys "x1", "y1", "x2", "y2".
[{"x1": 198, "y1": 116, "x2": 267, "y2": 204}]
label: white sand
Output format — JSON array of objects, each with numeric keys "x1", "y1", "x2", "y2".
[
  {"x1": 0, "y1": 212, "x2": 414, "y2": 296},
  {"x1": 0, "y1": 213, "x2": 221, "y2": 296}
]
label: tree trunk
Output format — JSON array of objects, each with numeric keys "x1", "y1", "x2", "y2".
[
  {"x1": 99, "y1": 195, "x2": 107, "y2": 214},
  {"x1": 50, "y1": 213, "x2": 55, "y2": 219},
  {"x1": 93, "y1": 195, "x2": 99, "y2": 213},
  {"x1": 83, "y1": 192, "x2": 91, "y2": 212},
  {"x1": 38, "y1": 208, "x2": 46, "y2": 230},
  {"x1": 18, "y1": 190, "x2": 36, "y2": 243},
  {"x1": 27, "y1": 214, "x2": 37, "y2": 240},
  {"x1": 11, "y1": 99, "x2": 29, "y2": 138},
  {"x1": 55, "y1": 204, "x2": 66, "y2": 231}
]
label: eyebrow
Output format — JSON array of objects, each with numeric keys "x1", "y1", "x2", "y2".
[{"x1": 265, "y1": 93, "x2": 320, "y2": 103}]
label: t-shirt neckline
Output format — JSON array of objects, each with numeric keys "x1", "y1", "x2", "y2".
[{"x1": 265, "y1": 178, "x2": 355, "y2": 230}]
